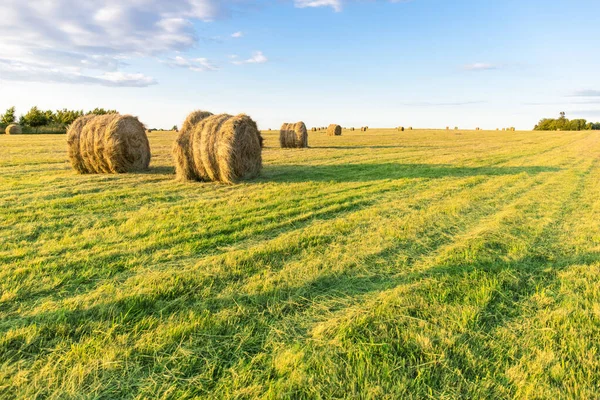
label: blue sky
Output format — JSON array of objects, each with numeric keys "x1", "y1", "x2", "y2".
[{"x1": 0, "y1": 0, "x2": 599, "y2": 129}]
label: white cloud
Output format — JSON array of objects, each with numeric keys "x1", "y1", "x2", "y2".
[
  {"x1": 294, "y1": 0, "x2": 342, "y2": 12},
  {"x1": 0, "y1": 58, "x2": 156, "y2": 87},
  {"x1": 232, "y1": 51, "x2": 268, "y2": 65},
  {"x1": 231, "y1": 31, "x2": 244, "y2": 38},
  {"x1": 164, "y1": 55, "x2": 218, "y2": 72},
  {"x1": 572, "y1": 90, "x2": 600, "y2": 97},
  {"x1": 463, "y1": 63, "x2": 499, "y2": 71},
  {"x1": 0, "y1": 0, "x2": 245, "y2": 86}
]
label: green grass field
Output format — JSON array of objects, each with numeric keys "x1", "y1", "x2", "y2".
[{"x1": 1, "y1": 128, "x2": 600, "y2": 399}]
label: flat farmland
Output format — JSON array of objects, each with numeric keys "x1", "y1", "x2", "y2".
[{"x1": 1, "y1": 129, "x2": 599, "y2": 398}]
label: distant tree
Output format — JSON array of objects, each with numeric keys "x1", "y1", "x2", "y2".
[
  {"x1": 87, "y1": 108, "x2": 118, "y2": 116},
  {"x1": 22, "y1": 106, "x2": 49, "y2": 130},
  {"x1": 534, "y1": 112, "x2": 591, "y2": 131},
  {"x1": 591, "y1": 122, "x2": 600, "y2": 130},
  {"x1": 1, "y1": 106, "x2": 16, "y2": 124},
  {"x1": 55, "y1": 109, "x2": 84, "y2": 126},
  {"x1": 172, "y1": 125, "x2": 178, "y2": 131}
]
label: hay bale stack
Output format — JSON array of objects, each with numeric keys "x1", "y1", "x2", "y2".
[
  {"x1": 67, "y1": 114, "x2": 150, "y2": 174},
  {"x1": 173, "y1": 112, "x2": 263, "y2": 183},
  {"x1": 173, "y1": 110, "x2": 214, "y2": 180},
  {"x1": 5, "y1": 124, "x2": 22, "y2": 135},
  {"x1": 327, "y1": 124, "x2": 342, "y2": 136},
  {"x1": 280, "y1": 122, "x2": 308, "y2": 148}
]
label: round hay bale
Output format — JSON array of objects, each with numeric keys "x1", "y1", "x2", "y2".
[
  {"x1": 5, "y1": 124, "x2": 22, "y2": 135},
  {"x1": 280, "y1": 122, "x2": 308, "y2": 148},
  {"x1": 398, "y1": 126, "x2": 405, "y2": 132},
  {"x1": 176, "y1": 113, "x2": 262, "y2": 183},
  {"x1": 408, "y1": 127, "x2": 413, "y2": 130},
  {"x1": 173, "y1": 110, "x2": 214, "y2": 180},
  {"x1": 67, "y1": 114, "x2": 150, "y2": 174},
  {"x1": 350, "y1": 127, "x2": 355, "y2": 131},
  {"x1": 446, "y1": 126, "x2": 450, "y2": 130},
  {"x1": 327, "y1": 124, "x2": 342, "y2": 136}
]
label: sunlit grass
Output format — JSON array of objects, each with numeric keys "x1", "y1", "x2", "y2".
[{"x1": 1, "y1": 128, "x2": 599, "y2": 398}]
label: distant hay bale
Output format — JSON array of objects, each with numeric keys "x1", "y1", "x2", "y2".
[
  {"x1": 67, "y1": 114, "x2": 151, "y2": 174},
  {"x1": 173, "y1": 110, "x2": 214, "y2": 180},
  {"x1": 408, "y1": 127, "x2": 413, "y2": 130},
  {"x1": 351, "y1": 127, "x2": 355, "y2": 131},
  {"x1": 5, "y1": 124, "x2": 21, "y2": 135},
  {"x1": 311, "y1": 127, "x2": 317, "y2": 132},
  {"x1": 476, "y1": 127, "x2": 480, "y2": 131},
  {"x1": 327, "y1": 124, "x2": 342, "y2": 136},
  {"x1": 173, "y1": 113, "x2": 263, "y2": 183},
  {"x1": 280, "y1": 122, "x2": 308, "y2": 148},
  {"x1": 454, "y1": 127, "x2": 459, "y2": 130},
  {"x1": 446, "y1": 126, "x2": 450, "y2": 130},
  {"x1": 398, "y1": 126, "x2": 405, "y2": 131}
]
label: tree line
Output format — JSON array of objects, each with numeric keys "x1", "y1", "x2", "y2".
[
  {"x1": 534, "y1": 112, "x2": 600, "y2": 131},
  {"x1": 0, "y1": 106, "x2": 117, "y2": 131}
]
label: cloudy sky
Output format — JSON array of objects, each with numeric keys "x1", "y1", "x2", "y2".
[{"x1": 0, "y1": 0, "x2": 598, "y2": 129}]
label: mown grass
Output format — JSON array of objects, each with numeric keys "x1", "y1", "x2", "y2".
[{"x1": 1, "y1": 128, "x2": 599, "y2": 399}]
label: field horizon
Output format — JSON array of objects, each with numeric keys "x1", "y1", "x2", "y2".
[{"x1": 2, "y1": 128, "x2": 600, "y2": 398}]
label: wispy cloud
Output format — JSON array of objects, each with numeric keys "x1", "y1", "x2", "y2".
[
  {"x1": 163, "y1": 55, "x2": 218, "y2": 72},
  {"x1": 571, "y1": 90, "x2": 600, "y2": 97},
  {"x1": 294, "y1": 0, "x2": 342, "y2": 12},
  {"x1": 463, "y1": 63, "x2": 499, "y2": 71},
  {"x1": 232, "y1": 51, "x2": 268, "y2": 65},
  {"x1": 400, "y1": 100, "x2": 486, "y2": 107},
  {"x1": 231, "y1": 31, "x2": 244, "y2": 38},
  {"x1": 0, "y1": 58, "x2": 156, "y2": 87}
]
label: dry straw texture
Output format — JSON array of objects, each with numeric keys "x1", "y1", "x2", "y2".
[
  {"x1": 280, "y1": 122, "x2": 308, "y2": 148},
  {"x1": 67, "y1": 114, "x2": 151, "y2": 174},
  {"x1": 327, "y1": 124, "x2": 342, "y2": 136},
  {"x1": 173, "y1": 110, "x2": 214, "y2": 180},
  {"x1": 5, "y1": 124, "x2": 21, "y2": 135},
  {"x1": 173, "y1": 112, "x2": 263, "y2": 184}
]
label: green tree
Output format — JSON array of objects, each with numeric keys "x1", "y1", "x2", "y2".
[
  {"x1": 172, "y1": 125, "x2": 178, "y2": 131},
  {"x1": 55, "y1": 109, "x2": 84, "y2": 126},
  {"x1": 22, "y1": 106, "x2": 49, "y2": 130},
  {"x1": 1, "y1": 106, "x2": 16, "y2": 124},
  {"x1": 87, "y1": 108, "x2": 117, "y2": 116}
]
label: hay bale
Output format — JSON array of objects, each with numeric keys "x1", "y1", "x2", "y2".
[
  {"x1": 408, "y1": 127, "x2": 413, "y2": 130},
  {"x1": 398, "y1": 126, "x2": 405, "y2": 132},
  {"x1": 173, "y1": 113, "x2": 262, "y2": 183},
  {"x1": 280, "y1": 122, "x2": 308, "y2": 148},
  {"x1": 67, "y1": 114, "x2": 150, "y2": 174},
  {"x1": 327, "y1": 124, "x2": 342, "y2": 136},
  {"x1": 446, "y1": 126, "x2": 450, "y2": 130},
  {"x1": 454, "y1": 127, "x2": 458, "y2": 130},
  {"x1": 350, "y1": 127, "x2": 355, "y2": 131},
  {"x1": 5, "y1": 124, "x2": 22, "y2": 135},
  {"x1": 173, "y1": 110, "x2": 214, "y2": 180}
]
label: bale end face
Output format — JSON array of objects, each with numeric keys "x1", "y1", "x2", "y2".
[
  {"x1": 327, "y1": 124, "x2": 342, "y2": 136},
  {"x1": 67, "y1": 114, "x2": 151, "y2": 174},
  {"x1": 280, "y1": 122, "x2": 308, "y2": 148},
  {"x1": 5, "y1": 124, "x2": 22, "y2": 135},
  {"x1": 181, "y1": 113, "x2": 263, "y2": 184}
]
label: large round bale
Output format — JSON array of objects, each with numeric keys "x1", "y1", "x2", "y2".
[
  {"x1": 280, "y1": 122, "x2": 308, "y2": 148},
  {"x1": 173, "y1": 110, "x2": 214, "y2": 180},
  {"x1": 175, "y1": 113, "x2": 263, "y2": 184},
  {"x1": 5, "y1": 124, "x2": 22, "y2": 135},
  {"x1": 398, "y1": 126, "x2": 405, "y2": 132},
  {"x1": 327, "y1": 124, "x2": 342, "y2": 136},
  {"x1": 67, "y1": 114, "x2": 150, "y2": 174}
]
